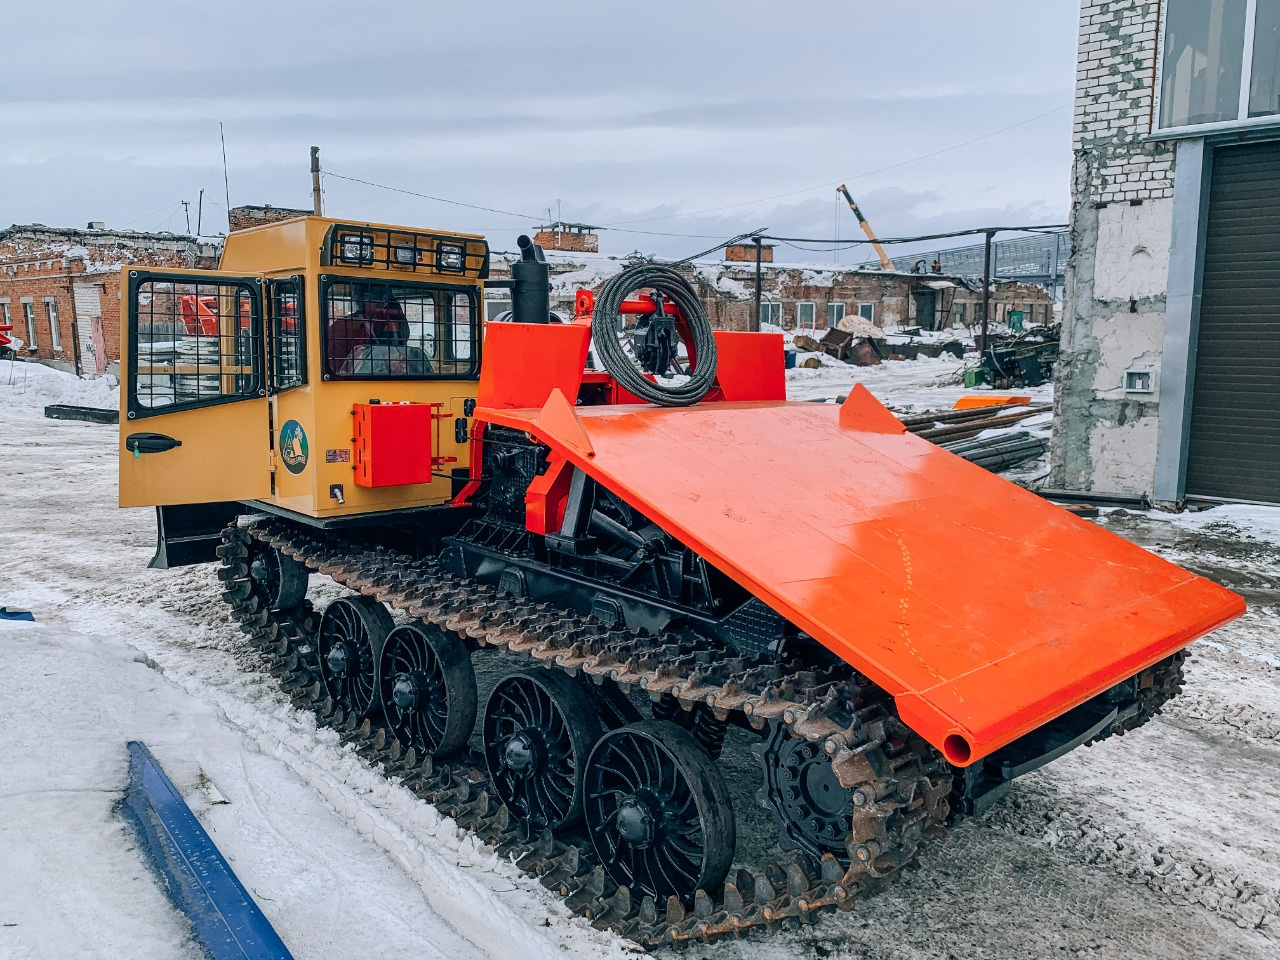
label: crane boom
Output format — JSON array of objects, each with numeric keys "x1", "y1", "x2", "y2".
[{"x1": 837, "y1": 184, "x2": 896, "y2": 271}]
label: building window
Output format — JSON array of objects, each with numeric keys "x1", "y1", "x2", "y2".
[
  {"x1": 954, "y1": 302, "x2": 968, "y2": 324},
  {"x1": 827, "y1": 302, "x2": 845, "y2": 326},
  {"x1": 46, "y1": 300, "x2": 62, "y2": 352},
  {"x1": 858, "y1": 303, "x2": 874, "y2": 321},
  {"x1": 0, "y1": 302, "x2": 10, "y2": 338},
  {"x1": 23, "y1": 302, "x2": 37, "y2": 349},
  {"x1": 796, "y1": 301, "x2": 816, "y2": 329},
  {"x1": 1158, "y1": 0, "x2": 1280, "y2": 128},
  {"x1": 1251, "y1": 0, "x2": 1280, "y2": 117},
  {"x1": 759, "y1": 302, "x2": 781, "y2": 327}
]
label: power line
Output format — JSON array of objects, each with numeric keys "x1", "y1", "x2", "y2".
[
  {"x1": 601, "y1": 104, "x2": 1071, "y2": 227},
  {"x1": 323, "y1": 171, "x2": 546, "y2": 221},
  {"x1": 762, "y1": 224, "x2": 1067, "y2": 246}
]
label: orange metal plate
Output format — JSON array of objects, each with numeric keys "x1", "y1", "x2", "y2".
[{"x1": 479, "y1": 388, "x2": 1244, "y2": 765}]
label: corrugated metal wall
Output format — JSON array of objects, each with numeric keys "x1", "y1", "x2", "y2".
[{"x1": 1184, "y1": 141, "x2": 1280, "y2": 503}]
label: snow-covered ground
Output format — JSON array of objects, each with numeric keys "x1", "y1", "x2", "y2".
[{"x1": 2, "y1": 361, "x2": 1277, "y2": 960}]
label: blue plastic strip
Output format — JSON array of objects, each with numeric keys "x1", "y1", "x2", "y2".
[{"x1": 122, "y1": 741, "x2": 294, "y2": 960}]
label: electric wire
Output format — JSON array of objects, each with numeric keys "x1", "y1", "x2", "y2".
[{"x1": 591, "y1": 264, "x2": 718, "y2": 407}]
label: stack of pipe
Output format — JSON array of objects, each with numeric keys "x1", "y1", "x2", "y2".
[{"x1": 941, "y1": 430, "x2": 1047, "y2": 472}]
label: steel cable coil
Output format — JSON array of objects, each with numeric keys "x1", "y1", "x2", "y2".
[{"x1": 591, "y1": 264, "x2": 718, "y2": 406}]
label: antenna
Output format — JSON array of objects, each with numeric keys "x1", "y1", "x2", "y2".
[
  {"x1": 197, "y1": 189, "x2": 204, "y2": 237},
  {"x1": 220, "y1": 122, "x2": 231, "y2": 231}
]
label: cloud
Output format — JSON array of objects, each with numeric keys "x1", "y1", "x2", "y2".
[{"x1": 0, "y1": 0, "x2": 1078, "y2": 261}]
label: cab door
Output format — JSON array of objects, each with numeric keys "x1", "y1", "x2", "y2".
[{"x1": 119, "y1": 268, "x2": 272, "y2": 508}]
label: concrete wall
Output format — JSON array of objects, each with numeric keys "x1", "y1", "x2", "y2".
[{"x1": 1050, "y1": 0, "x2": 1175, "y2": 496}]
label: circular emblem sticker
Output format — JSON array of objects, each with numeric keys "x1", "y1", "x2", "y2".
[{"x1": 279, "y1": 419, "x2": 309, "y2": 475}]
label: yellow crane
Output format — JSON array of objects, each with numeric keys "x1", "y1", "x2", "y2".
[{"x1": 837, "y1": 183, "x2": 896, "y2": 271}]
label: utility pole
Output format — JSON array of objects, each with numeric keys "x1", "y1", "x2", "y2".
[
  {"x1": 753, "y1": 237, "x2": 763, "y2": 333},
  {"x1": 311, "y1": 146, "x2": 323, "y2": 216},
  {"x1": 182, "y1": 201, "x2": 191, "y2": 234},
  {"x1": 197, "y1": 189, "x2": 205, "y2": 237},
  {"x1": 980, "y1": 230, "x2": 995, "y2": 351}
]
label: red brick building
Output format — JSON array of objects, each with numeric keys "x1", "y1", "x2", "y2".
[
  {"x1": 488, "y1": 249, "x2": 1055, "y2": 335},
  {"x1": 0, "y1": 224, "x2": 219, "y2": 375}
]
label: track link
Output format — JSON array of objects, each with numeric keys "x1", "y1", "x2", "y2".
[{"x1": 216, "y1": 518, "x2": 951, "y2": 947}]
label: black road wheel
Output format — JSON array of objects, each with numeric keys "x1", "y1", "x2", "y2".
[
  {"x1": 483, "y1": 670, "x2": 602, "y2": 830},
  {"x1": 584, "y1": 719, "x2": 734, "y2": 904},
  {"x1": 758, "y1": 721, "x2": 853, "y2": 863},
  {"x1": 380, "y1": 623, "x2": 477, "y2": 757},
  {"x1": 316, "y1": 596, "x2": 393, "y2": 718},
  {"x1": 246, "y1": 539, "x2": 308, "y2": 610}
]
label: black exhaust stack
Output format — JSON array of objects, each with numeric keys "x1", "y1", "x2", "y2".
[{"x1": 511, "y1": 235, "x2": 551, "y2": 324}]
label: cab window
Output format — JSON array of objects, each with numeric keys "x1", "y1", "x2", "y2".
[
  {"x1": 269, "y1": 277, "x2": 305, "y2": 391},
  {"x1": 321, "y1": 277, "x2": 479, "y2": 380},
  {"x1": 128, "y1": 274, "x2": 262, "y2": 416}
]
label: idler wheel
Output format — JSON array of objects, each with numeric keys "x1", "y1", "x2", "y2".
[
  {"x1": 316, "y1": 596, "x2": 393, "y2": 719},
  {"x1": 379, "y1": 623, "x2": 476, "y2": 757},
  {"x1": 483, "y1": 670, "x2": 601, "y2": 830},
  {"x1": 583, "y1": 720, "x2": 734, "y2": 904},
  {"x1": 246, "y1": 539, "x2": 308, "y2": 610}
]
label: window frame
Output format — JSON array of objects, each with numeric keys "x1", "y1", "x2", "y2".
[
  {"x1": 124, "y1": 270, "x2": 265, "y2": 421},
  {"x1": 759, "y1": 302, "x2": 782, "y2": 327},
  {"x1": 22, "y1": 301, "x2": 37, "y2": 349},
  {"x1": 795, "y1": 301, "x2": 817, "y2": 329},
  {"x1": 268, "y1": 275, "x2": 307, "y2": 393},
  {"x1": 1154, "y1": 0, "x2": 1280, "y2": 135},
  {"x1": 485, "y1": 298, "x2": 513, "y2": 321},
  {"x1": 827, "y1": 302, "x2": 846, "y2": 326},
  {"x1": 858, "y1": 302, "x2": 875, "y2": 322},
  {"x1": 319, "y1": 274, "x2": 482, "y2": 382},
  {"x1": 46, "y1": 299, "x2": 62, "y2": 352}
]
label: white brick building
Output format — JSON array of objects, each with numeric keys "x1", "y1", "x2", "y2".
[{"x1": 1052, "y1": 0, "x2": 1280, "y2": 504}]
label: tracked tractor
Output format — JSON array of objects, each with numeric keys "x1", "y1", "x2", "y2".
[{"x1": 118, "y1": 215, "x2": 1243, "y2": 947}]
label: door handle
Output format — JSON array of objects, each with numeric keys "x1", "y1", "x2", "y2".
[{"x1": 126, "y1": 433, "x2": 183, "y2": 456}]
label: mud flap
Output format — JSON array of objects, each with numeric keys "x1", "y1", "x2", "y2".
[{"x1": 150, "y1": 502, "x2": 243, "y2": 569}]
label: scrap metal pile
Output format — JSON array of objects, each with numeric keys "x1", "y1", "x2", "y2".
[{"x1": 900, "y1": 400, "x2": 1051, "y2": 474}]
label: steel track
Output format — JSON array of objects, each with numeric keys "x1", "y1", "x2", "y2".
[{"x1": 213, "y1": 516, "x2": 1183, "y2": 948}]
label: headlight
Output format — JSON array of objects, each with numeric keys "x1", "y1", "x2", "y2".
[
  {"x1": 438, "y1": 242, "x2": 465, "y2": 272},
  {"x1": 339, "y1": 233, "x2": 375, "y2": 265},
  {"x1": 393, "y1": 243, "x2": 418, "y2": 265}
]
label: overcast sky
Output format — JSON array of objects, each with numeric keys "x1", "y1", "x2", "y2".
[{"x1": 1, "y1": 1, "x2": 1079, "y2": 263}]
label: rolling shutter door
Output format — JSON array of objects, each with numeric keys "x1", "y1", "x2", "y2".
[{"x1": 1184, "y1": 141, "x2": 1280, "y2": 503}]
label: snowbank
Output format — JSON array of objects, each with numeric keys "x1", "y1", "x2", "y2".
[{"x1": 0, "y1": 359, "x2": 118, "y2": 419}]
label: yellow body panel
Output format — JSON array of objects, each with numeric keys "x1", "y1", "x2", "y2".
[{"x1": 118, "y1": 216, "x2": 486, "y2": 519}]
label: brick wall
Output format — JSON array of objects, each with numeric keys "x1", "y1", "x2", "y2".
[
  {"x1": 723, "y1": 243, "x2": 774, "y2": 263},
  {"x1": 1051, "y1": 0, "x2": 1175, "y2": 497},
  {"x1": 532, "y1": 228, "x2": 600, "y2": 253},
  {"x1": 227, "y1": 205, "x2": 311, "y2": 233},
  {"x1": 1074, "y1": 0, "x2": 1173, "y2": 203},
  {"x1": 0, "y1": 227, "x2": 220, "y2": 371}
]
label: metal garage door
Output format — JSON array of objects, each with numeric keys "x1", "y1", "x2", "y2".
[{"x1": 1184, "y1": 140, "x2": 1280, "y2": 503}]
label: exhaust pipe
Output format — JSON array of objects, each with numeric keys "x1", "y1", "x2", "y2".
[{"x1": 511, "y1": 235, "x2": 551, "y2": 324}]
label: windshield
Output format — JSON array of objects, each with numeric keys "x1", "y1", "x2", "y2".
[{"x1": 322, "y1": 277, "x2": 479, "y2": 380}]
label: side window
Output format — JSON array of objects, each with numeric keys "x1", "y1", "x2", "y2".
[
  {"x1": 445, "y1": 291, "x2": 474, "y2": 364},
  {"x1": 321, "y1": 276, "x2": 479, "y2": 380},
  {"x1": 128, "y1": 274, "x2": 262, "y2": 416},
  {"x1": 269, "y1": 277, "x2": 306, "y2": 392}
]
